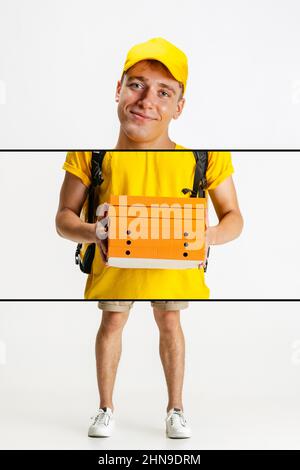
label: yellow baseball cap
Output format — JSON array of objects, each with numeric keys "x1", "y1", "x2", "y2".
[{"x1": 122, "y1": 37, "x2": 188, "y2": 95}]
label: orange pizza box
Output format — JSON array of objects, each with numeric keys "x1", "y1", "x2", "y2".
[{"x1": 104, "y1": 194, "x2": 207, "y2": 269}]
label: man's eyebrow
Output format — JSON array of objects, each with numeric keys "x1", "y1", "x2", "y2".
[
  {"x1": 157, "y1": 82, "x2": 176, "y2": 95},
  {"x1": 126, "y1": 75, "x2": 147, "y2": 82},
  {"x1": 126, "y1": 76, "x2": 176, "y2": 95}
]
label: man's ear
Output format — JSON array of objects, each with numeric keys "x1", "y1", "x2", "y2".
[
  {"x1": 115, "y1": 80, "x2": 122, "y2": 103},
  {"x1": 173, "y1": 97, "x2": 185, "y2": 120}
]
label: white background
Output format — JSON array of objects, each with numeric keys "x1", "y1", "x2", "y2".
[
  {"x1": 0, "y1": 0, "x2": 300, "y2": 148},
  {"x1": 1, "y1": 0, "x2": 300, "y2": 451},
  {"x1": 0, "y1": 301, "x2": 300, "y2": 449},
  {"x1": 0, "y1": 151, "x2": 299, "y2": 299}
]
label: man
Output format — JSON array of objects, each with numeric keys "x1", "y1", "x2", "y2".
[{"x1": 56, "y1": 37, "x2": 243, "y2": 439}]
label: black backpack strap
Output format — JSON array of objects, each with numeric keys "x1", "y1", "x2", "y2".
[
  {"x1": 87, "y1": 150, "x2": 106, "y2": 223},
  {"x1": 182, "y1": 150, "x2": 208, "y2": 198},
  {"x1": 193, "y1": 150, "x2": 208, "y2": 198},
  {"x1": 91, "y1": 150, "x2": 106, "y2": 188},
  {"x1": 193, "y1": 151, "x2": 209, "y2": 271},
  {"x1": 75, "y1": 151, "x2": 106, "y2": 272},
  {"x1": 182, "y1": 150, "x2": 210, "y2": 272}
]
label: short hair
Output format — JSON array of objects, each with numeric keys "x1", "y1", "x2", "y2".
[{"x1": 120, "y1": 60, "x2": 184, "y2": 101}]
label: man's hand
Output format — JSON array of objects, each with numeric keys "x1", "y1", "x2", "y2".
[{"x1": 95, "y1": 202, "x2": 109, "y2": 263}]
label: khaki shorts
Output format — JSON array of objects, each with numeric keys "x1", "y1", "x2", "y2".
[{"x1": 97, "y1": 301, "x2": 189, "y2": 313}]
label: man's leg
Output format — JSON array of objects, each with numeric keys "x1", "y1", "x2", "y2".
[
  {"x1": 152, "y1": 301, "x2": 189, "y2": 413},
  {"x1": 96, "y1": 301, "x2": 134, "y2": 412}
]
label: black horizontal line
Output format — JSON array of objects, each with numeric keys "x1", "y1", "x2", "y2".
[
  {"x1": 0, "y1": 149, "x2": 300, "y2": 153},
  {"x1": 0, "y1": 299, "x2": 300, "y2": 302}
]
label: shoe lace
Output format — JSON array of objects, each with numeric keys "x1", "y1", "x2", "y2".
[
  {"x1": 92, "y1": 410, "x2": 111, "y2": 426},
  {"x1": 168, "y1": 410, "x2": 187, "y2": 427}
]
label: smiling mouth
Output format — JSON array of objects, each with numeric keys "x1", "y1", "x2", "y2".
[{"x1": 129, "y1": 111, "x2": 154, "y2": 121}]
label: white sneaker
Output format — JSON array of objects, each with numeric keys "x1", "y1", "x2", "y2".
[
  {"x1": 88, "y1": 407, "x2": 114, "y2": 437},
  {"x1": 165, "y1": 408, "x2": 192, "y2": 439}
]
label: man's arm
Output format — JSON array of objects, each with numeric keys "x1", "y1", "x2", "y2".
[
  {"x1": 206, "y1": 175, "x2": 244, "y2": 245},
  {"x1": 55, "y1": 172, "x2": 97, "y2": 243}
]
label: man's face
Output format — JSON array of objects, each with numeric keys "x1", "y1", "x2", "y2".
[{"x1": 115, "y1": 60, "x2": 185, "y2": 144}]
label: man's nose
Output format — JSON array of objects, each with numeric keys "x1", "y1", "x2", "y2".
[{"x1": 137, "y1": 86, "x2": 156, "y2": 107}]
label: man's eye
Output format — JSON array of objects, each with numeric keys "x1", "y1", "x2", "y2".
[
  {"x1": 130, "y1": 83, "x2": 142, "y2": 89},
  {"x1": 160, "y1": 90, "x2": 170, "y2": 97}
]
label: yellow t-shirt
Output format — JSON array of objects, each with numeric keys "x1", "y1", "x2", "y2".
[{"x1": 62, "y1": 145, "x2": 234, "y2": 299}]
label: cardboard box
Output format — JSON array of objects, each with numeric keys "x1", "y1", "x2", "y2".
[{"x1": 105, "y1": 194, "x2": 207, "y2": 269}]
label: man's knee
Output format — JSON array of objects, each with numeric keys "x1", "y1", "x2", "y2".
[
  {"x1": 100, "y1": 310, "x2": 129, "y2": 333},
  {"x1": 154, "y1": 310, "x2": 181, "y2": 333}
]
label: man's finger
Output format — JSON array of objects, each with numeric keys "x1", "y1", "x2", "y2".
[
  {"x1": 96, "y1": 202, "x2": 109, "y2": 219},
  {"x1": 96, "y1": 217, "x2": 109, "y2": 240}
]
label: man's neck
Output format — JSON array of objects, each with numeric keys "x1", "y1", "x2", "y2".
[{"x1": 114, "y1": 132, "x2": 176, "y2": 150}]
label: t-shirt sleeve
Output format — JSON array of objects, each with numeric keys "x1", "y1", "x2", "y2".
[
  {"x1": 206, "y1": 151, "x2": 234, "y2": 190},
  {"x1": 62, "y1": 151, "x2": 92, "y2": 187}
]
